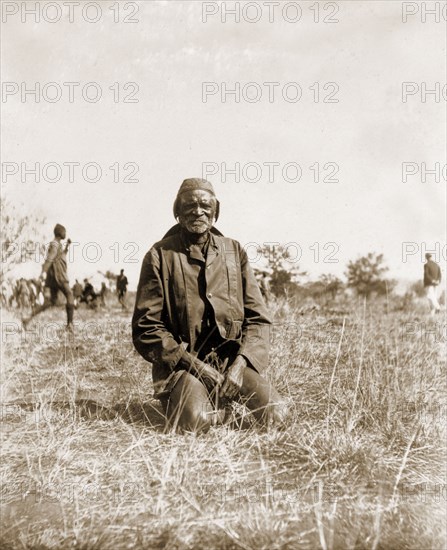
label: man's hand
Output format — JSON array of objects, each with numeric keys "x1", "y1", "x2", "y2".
[
  {"x1": 220, "y1": 355, "x2": 247, "y2": 399},
  {"x1": 40, "y1": 272, "x2": 47, "y2": 282},
  {"x1": 193, "y1": 359, "x2": 225, "y2": 389},
  {"x1": 177, "y1": 351, "x2": 225, "y2": 389}
]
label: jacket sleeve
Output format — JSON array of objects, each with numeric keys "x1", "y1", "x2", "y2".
[
  {"x1": 237, "y1": 244, "x2": 272, "y2": 372},
  {"x1": 42, "y1": 241, "x2": 58, "y2": 273},
  {"x1": 132, "y1": 247, "x2": 184, "y2": 372}
]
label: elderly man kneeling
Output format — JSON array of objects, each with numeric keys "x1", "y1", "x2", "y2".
[{"x1": 132, "y1": 178, "x2": 286, "y2": 433}]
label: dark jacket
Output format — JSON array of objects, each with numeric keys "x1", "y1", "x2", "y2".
[
  {"x1": 132, "y1": 231, "x2": 271, "y2": 387},
  {"x1": 424, "y1": 260, "x2": 441, "y2": 287},
  {"x1": 117, "y1": 275, "x2": 128, "y2": 292}
]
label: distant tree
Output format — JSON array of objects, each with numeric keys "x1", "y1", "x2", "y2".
[
  {"x1": 305, "y1": 275, "x2": 345, "y2": 306},
  {"x1": 304, "y1": 279, "x2": 325, "y2": 302},
  {"x1": 257, "y1": 244, "x2": 306, "y2": 297},
  {"x1": 319, "y1": 273, "x2": 344, "y2": 300},
  {"x1": 270, "y1": 269, "x2": 294, "y2": 297},
  {"x1": 1, "y1": 199, "x2": 46, "y2": 283},
  {"x1": 345, "y1": 253, "x2": 395, "y2": 298}
]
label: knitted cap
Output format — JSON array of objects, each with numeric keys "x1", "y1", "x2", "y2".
[
  {"x1": 173, "y1": 178, "x2": 220, "y2": 220},
  {"x1": 177, "y1": 178, "x2": 216, "y2": 197}
]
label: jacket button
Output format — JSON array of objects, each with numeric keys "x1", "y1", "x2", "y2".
[{"x1": 208, "y1": 293, "x2": 213, "y2": 298}]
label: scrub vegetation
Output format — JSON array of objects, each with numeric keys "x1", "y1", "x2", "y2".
[{"x1": 1, "y1": 297, "x2": 445, "y2": 549}]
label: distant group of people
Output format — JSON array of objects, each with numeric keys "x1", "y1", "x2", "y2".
[
  {"x1": 12, "y1": 221, "x2": 443, "y2": 339},
  {"x1": 71, "y1": 272, "x2": 128, "y2": 311},
  {"x1": 72, "y1": 279, "x2": 107, "y2": 308},
  {"x1": 19, "y1": 223, "x2": 130, "y2": 332},
  {"x1": 1, "y1": 277, "x2": 44, "y2": 310}
]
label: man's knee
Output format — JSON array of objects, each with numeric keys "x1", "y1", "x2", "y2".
[
  {"x1": 167, "y1": 402, "x2": 212, "y2": 433},
  {"x1": 178, "y1": 408, "x2": 212, "y2": 433},
  {"x1": 240, "y1": 367, "x2": 274, "y2": 404},
  {"x1": 166, "y1": 373, "x2": 214, "y2": 433},
  {"x1": 249, "y1": 397, "x2": 289, "y2": 426},
  {"x1": 239, "y1": 367, "x2": 288, "y2": 425}
]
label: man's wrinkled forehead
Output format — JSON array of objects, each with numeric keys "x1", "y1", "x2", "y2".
[{"x1": 178, "y1": 189, "x2": 216, "y2": 206}]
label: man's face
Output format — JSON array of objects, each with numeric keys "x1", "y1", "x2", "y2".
[{"x1": 177, "y1": 190, "x2": 217, "y2": 235}]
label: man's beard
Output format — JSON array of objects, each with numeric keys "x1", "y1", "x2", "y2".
[{"x1": 180, "y1": 216, "x2": 213, "y2": 235}]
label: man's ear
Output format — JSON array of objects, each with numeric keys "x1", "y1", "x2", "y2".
[
  {"x1": 214, "y1": 200, "x2": 220, "y2": 221},
  {"x1": 173, "y1": 195, "x2": 187, "y2": 219}
]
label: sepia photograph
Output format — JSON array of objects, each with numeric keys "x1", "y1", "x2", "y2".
[{"x1": 1, "y1": 1, "x2": 446, "y2": 548}]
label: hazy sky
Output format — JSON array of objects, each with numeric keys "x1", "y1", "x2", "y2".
[{"x1": 2, "y1": 0, "x2": 446, "y2": 289}]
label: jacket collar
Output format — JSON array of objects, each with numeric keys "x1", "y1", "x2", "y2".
[
  {"x1": 179, "y1": 229, "x2": 219, "y2": 250},
  {"x1": 179, "y1": 230, "x2": 220, "y2": 264},
  {"x1": 163, "y1": 223, "x2": 224, "y2": 240}
]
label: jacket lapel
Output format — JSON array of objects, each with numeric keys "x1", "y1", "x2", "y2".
[{"x1": 205, "y1": 234, "x2": 219, "y2": 268}]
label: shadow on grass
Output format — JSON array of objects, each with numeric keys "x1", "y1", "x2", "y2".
[
  {"x1": 111, "y1": 400, "x2": 166, "y2": 430},
  {"x1": 75, "y1": 399, "x2": 166, "y2": 431},
  {"x1": 4, "y1": 398, "x2": 167, "y2": 431},
  {"x1": 75, "y1": 399, "x2": 167, "y2": 431},
  {"x1": 76, "y1": 399, "x2": 256, "y2": 432},
  {"x1": 5, "y1": 399, "x2": 259, "y2": 435}
]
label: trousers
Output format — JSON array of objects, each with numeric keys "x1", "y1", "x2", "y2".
[
  {"x1": 160, "y1": 365, "x2": 283, "y2": 433},
  {"x1": 426, "y1": 285, "x2": 440, "y2": 314}
]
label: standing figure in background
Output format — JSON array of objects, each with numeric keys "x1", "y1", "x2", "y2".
[
  {"x1": 22, "y1": 223, "x2": 75, "y2": 332},
  {"x1": 72, "y1": 279, "x2": 83, "y2": 308},
  {"x1": 116, "y1": 269, "x2": 128, "y2": 310},
  {"x1": 423, "y1": 253, "x2": 442, "y2": 315},
  {"x1": 99, "y1": 282, "x2": 108, "y2": 307}
]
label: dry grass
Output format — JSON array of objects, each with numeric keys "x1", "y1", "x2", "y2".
[{"x1": 1, "y1": 299, "x2": 446, "y2": 549}]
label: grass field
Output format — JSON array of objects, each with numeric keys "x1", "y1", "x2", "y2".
[{"x1": 1, "y1": 298, "x2": 446, "y2": 550}]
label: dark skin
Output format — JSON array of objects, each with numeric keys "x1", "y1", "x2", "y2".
[
  {"x1": 177, "y1": 189, "x2": 247, "y2": 399},
  {"x1": 177, "y1": 189, "x2": 216, "y2": 240}
]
